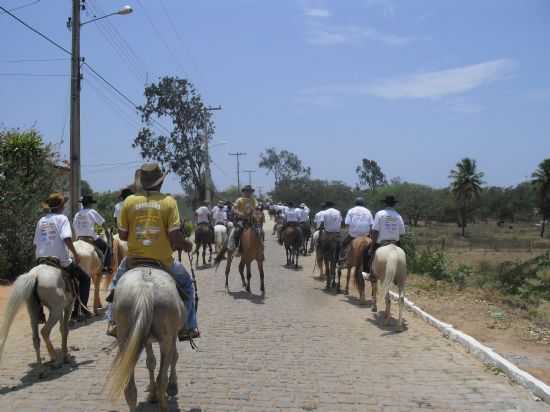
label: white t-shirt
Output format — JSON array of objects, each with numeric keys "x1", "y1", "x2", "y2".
[
  {"x1": 73, "y1": 208, "x2": 105, "y2": 239},
  {"x1": 113, "y1": 201, "x2": 123, "y2": 220},
  {"x1": 195, "y1": 206, "x2": 210, "y2": 224},
  {"x1": 34, "y1": 213, "x2": 73, "y2": 267},
  {"x1": 298, "y1": 208, "x2": 309, "y2": 223},
  {"x1": 345, "y1": 206, "x2": 374, "y2": 238},
  {"x1": 285, "y1": 207, "x2": 301, "y2": 222},
  {"x1": 322, "y1": 208, "x2": 342, "y2": 233},
  {"x1": 212, "y1": 206, "x2": 227, "y2": 224},
  {"x1": 373, "y1": 208, "x2": 406, "y2": 243},
  {"x1": 314, "y1": 210, "x2": 326, "y2": 227}
]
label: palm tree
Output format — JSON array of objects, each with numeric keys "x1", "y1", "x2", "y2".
[
  {"x1": 449, "y1": 158, "x2": 485, "y2": 237},
  {"x1": 532, "y1": 159, "x2": 550, "y2": 238}
]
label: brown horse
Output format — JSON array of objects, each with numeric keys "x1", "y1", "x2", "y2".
[
  {"x1": 194, "y1": 223, "x2": 213, "y2": 266},
  {"x1": 317, "y1": 230, "x2": 341, "y2": 291},
  {"x1": 215, "y1": 213, "x2": 265, "y2": 294},
  {"x1": 343, "y1": 235, "x2": 373, "y2": 303},
  {"x1": 282, "y1": 225, "x2": 302, "y2": 268}
]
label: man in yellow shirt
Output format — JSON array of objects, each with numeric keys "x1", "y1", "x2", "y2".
[
  {"x1": 106, "y1": 163, "x2": 197, "y2": 340},
  {"x1": 227, "y1": 185, "x2": 257, "y2": 253}
]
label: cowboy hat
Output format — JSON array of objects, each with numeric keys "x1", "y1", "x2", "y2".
[
  {"x1": 135, "y1": 163, "x2": 168, "y2": 191},
  {"x1": 80, "y1": 194, "x2": 97, "y2": 205},
  {"x1": 355, "y1": 197, "x2": 365, "y2": 206},
  {"x1": 241, "y1": 185, "x2": 254, "y2": 193},
  {"x1": 42, "y1": 192, "x2": 67, "y2": 210},
  {"x1": 383, "y1": 195, "x2": 398, "y2": 206},
  {"x1": 325, "y1": 201, "x2": 335, "y2": 207},
  {"x1": 119, "y1": 187, "x2": 133, "y2": 200},
  {"x1": 217, "y1": 200, "x2": 224, "y2": 206}
]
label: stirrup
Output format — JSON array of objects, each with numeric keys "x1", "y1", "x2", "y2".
[{"x1": 178, "y1": 328, "x2": 200, "y2": 342}]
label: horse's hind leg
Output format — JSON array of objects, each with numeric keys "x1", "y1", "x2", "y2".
[
  {"x1": 202, "y1": 245, "x2": 207, "y2": 266},
  {"x1": 398, "y1": 284, "x2": 405, "y2": 330},
  {"x1": 145, "y1": 343, "x2": 158, "y2": 403},
  {"x1": 345, "y1": 266, "x2": 351, "y2": 295},
  {"x1": 225, "y1": 254, "x2": 233, "y2": 291},
  {"x1": 246, "y1": 263, "x2": 252, "y2": 293},
  {"x1": 125, "y1": 372, "x2": 138, "y2": 412},
  {"x1": 384, "y1": 291, "x2": 392, "y2": 325},
  {"x1": 258, "y1": 261, "x2": 265, "y2": 295},
  {"x1": 371, "y1": 280, "x2": 378, "y2": 312},
  {"x1": 167, "y1": 345, "x2": 179, "y2": 396},
  {"x1": 238, "y1": 260, "x2": 247, "y2": 289},
  {"x1": 41, "y1": 307, "x2": 62, "y2": 365},
  {"x1": 27, "y1": 300, "x2": 42, "y2": 364},
  {"x1": 60, "y1": 301, "x2": 73, "y2": 363},
  {"x1": 156, "y1": 339, "x2": 174, "y2": 412},
  {"x1": 208, "y1": 243, "x2": 213, "y2": 264},
  {"x1": 93, "y1": 272, "x2": 102, "y2": 314}
]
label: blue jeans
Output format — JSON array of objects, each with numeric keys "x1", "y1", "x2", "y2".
[{"x1": 107, "y1": 257, "x2": 197, "y2": 330}]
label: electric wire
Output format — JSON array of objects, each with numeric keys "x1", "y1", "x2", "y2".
[{"x1": 0, "y1": 72, "x2": 68, "y2": 77}]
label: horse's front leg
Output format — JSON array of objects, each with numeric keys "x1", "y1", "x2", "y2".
[
  {"x1": 93, "y1": 272, "x2": 102, "y2": 314},
  {"x1": 125, "y1": 372, "x2": 138, "y2": 412},
  {"x1": 208, "y1": 243, "x2": 213, "y2": 263},
  {"x1": 258, "y1": 260, "x2": 265, "y2": 295},
  {"x1": 384, "y1": 291, "x2": 392, "y2": 325},
  {"x1": 246, "y1": 263, "x2": 252, "y2": 293},
  {"x1": 371, "y1": 279, "x2": 378, "y2": 312},
  {"x1": 238, "y1": 260, "x2": 247, "y2": 289},
  {"x1": 225, "y1": 254, "x2": 233, "y2": 291},
  {"x1": 167, "y1": 345, "x2": 179, "y2": 396},
  {"x1": 156, "y1": 341, "x2": 172, "y2": 412},
  {"x1": 202, "y1": 245, "x2": 207, "y2": 266}
]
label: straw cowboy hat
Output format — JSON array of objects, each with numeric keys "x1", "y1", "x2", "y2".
[
  {"x1": 135, "y1": 163, "x2": 168, "y2": 191},
  {"x1": 42, "y1": 192, "x2": 67, "y2": 210}
]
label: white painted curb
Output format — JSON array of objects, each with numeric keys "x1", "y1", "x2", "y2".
[{"x1": 389, "y1": 291, "x2": 550, "y2": 404}]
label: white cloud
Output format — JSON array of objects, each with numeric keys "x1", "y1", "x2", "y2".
[
  {"x1": 306, "y1": 24, "x2": 411, "y2": 47},
  {"x1": 304, "y1": 8, "x2": 331, "y2": 18},
  {"x1": 304, "y1": 59, "x2": 517, "y2": 99},
  {"x1": 368, "y1": 59, "x2": 517, "y2": 99}
]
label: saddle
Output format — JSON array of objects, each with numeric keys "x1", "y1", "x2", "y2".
[
  {"x1": 77, "y1": 236, "x2": 105, "y2": 263},
  {"x1": 36, "y1": 257, "x2": 78, "y2": 297}
]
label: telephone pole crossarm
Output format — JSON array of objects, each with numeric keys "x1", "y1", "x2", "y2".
[{"x1": 229, "y1": 152, "x2": 246, "y2": 193}]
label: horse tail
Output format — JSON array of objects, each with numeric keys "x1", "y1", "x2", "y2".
[
  {"x1": 0, "y1": 271, "x2": 38, "y2": 362},
  {"x1": 214, "y1": 246, "x2": 228, "y2": 270},
  {"x1": 107, "y1": 283, "x2": 154, "y2": 401},
  {"x1": 381, "y1": 247, "x2": 398, "y2": 301}
]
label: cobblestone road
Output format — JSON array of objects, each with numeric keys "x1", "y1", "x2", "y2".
[{"x1": 1, "y1": 223, "x2": 548, "y2": 411}]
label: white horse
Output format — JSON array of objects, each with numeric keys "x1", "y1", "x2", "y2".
[
  {"x1": 0, "y1": 265, "x2": 75, "y2": 368},
  {"x1": 214, "y1": 224, "x2": 228, "y2": 254},
  {"x1": 73, "y1": 239, "x2": 102, "y2": 314},
  {"x1": 371, "y1": 244, "x2": 407, "y2": 330},
  {"x1": 107, "y1": 267, "x2": 186, "y2": 412}
]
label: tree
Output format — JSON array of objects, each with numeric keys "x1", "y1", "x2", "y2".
[
  {"x1": 449, "y1": 158, "x2": 485, "y2": 236},
  {"x1": 0, "y1": 129, "x2": 60, "y2": 279},
  {"x1": 259, "y1": 148, "x2": 311, "y2": 186},
  {"x1": 356, "y1": 158, "x2": 387, "y2": 192},
  {"x1": 532, "y1": 159, "x2": 550, "y2": 238},
  {"x1": 133, "y1": 76, "x2": 213, "y2": 206}
]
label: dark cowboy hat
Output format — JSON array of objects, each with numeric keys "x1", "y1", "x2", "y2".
[
  {"x1": 120, "y1": 187, "x2": 133, "y2": 200},
  {"x1": 80, "y1": 194, "x2": 97, "y2": 205},
  {"x1": 241, "y1": 185, "x2": 255, "y2": 193},
  {"x1": 135, "y1": 163, "x2": 168, "y2": 191},
  {"x1": 383, "y1": 195, "x2": 398, "y2": 206},
  {"x1": 355, "y1": 197, "x2": 365, "y2": 206},
  {"x1": 325, "y1": 200, "x2": 335, "y2": 207},
  {"x1": 42, "y1": 192, "x2": 67, "y2": 210}
]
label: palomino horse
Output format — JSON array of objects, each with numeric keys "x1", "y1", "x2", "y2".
[
  {"x1": 215, "y1": 213, "x2": 265, "y2": 294},
  {"x1": 0, "y1": 265, "x2": 75, "y2": 367},
  {"x1": 282, "y1": 225, "x2": 302, "y2": 269},
  {"x1": 194, "y1": 223, "x2": 213, "y2": 266},
  {"x1": 107, "y1": 233, "x2": 128, "y2": 289},
  {"x1": 371, "y1": 244, "x2": 407, "y2": 330},
  {"x1": 74, "y1": 239, "x2": 103, "y2": 315},
  {"x1": 317, "y1": 230, "x2": 341, "y2": 291},
  {"x1": 343, "y1": 235, "x2": 373, "y2": 302},
  {"x1": 107, "y1": 267, "x2": 185, "y2": 412},
  {"x1": 214, "y1": 224, "x2": 228, "y2": 255}
]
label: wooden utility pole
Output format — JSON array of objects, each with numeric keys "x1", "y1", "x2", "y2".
[
  {"x1": 203, "y1": 105, "x2": 221, "y2": 203},
  {"x1": 242, "y1": 169, "x2": 256, "y2": 186},
  {"x1": 69, "y1": 0, "x2": 81, "y2": 217},
  {"x1": 229, "y1": 152, "x2": 246, "y2": 192}
]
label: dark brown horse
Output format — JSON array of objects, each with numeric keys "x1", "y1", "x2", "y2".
[
  {"x1": 214, "y1": 213, "x2": 265, "y2": 294},
  {"x1": 318, "y1": 230, "x2": 341, "y2": 291},
  {"x1": 299, "y1": 222, "x2": 311, "y2": 256},
  {"x1": 194, "y1": 223, "x2": 213, "y2": 266},
  {"x1": 282, "y1": 225, "x2": 302, "y2": 268}
]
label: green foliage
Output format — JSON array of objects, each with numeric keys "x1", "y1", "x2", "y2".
[
  {"x1": 532, "y1": 158, "x2": 550, "y2": 238},
  {"x1": 95, "y1": 190, "x2": 118, "y2": 228},
  {"x1": 133, "y1": 76, "x2": 213, "y2": 204},
  {"x1": 355, "y1": 158, "x2": 386, "y2": 192},
  {"x1": 0, "y1": 129, "x2": 59, "y2": 279},
  {"x1": 259, "y1": 148, "x2": 311, "y2": 186},
  {"x1": 496, "y1": 252, "x2": 550, "y2": 303}
]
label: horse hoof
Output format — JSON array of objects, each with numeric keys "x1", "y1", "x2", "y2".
[{"x1": 166, "y1": 382, "x2": 178, "y2": 397}]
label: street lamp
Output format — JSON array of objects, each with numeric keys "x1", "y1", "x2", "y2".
[{"x1": 68, "y1": 2, "x2": 133, "y2": 218}]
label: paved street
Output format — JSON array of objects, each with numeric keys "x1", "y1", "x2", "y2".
[{"x1": 0, "y1": 223, "x2": 548, "y2": 411}]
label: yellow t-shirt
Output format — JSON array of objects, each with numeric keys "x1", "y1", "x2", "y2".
[
  {"x1": 234, "y1": 197, "x2": 257, "y2": 216},
  {"x1": 119, "y1": 192, "x2": 181, "y2": 267}
]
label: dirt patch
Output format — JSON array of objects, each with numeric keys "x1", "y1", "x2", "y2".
[{"x1": 406, "y1": 275, "x2": 550, "y2": 385}]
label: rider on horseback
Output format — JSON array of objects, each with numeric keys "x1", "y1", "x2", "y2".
[
  {"x1": 106, "y1": 163, "x2": 199, "y2": 341},
  {"x1": 339, "y1": 197, "x2": 373, "y2": 265},
  {"x1": 278, "y1": 201, "x2": 301, "y2": 245},
  {"x1": 227, "y1": 185, "x2": 257, "y2": 255},
  {"x1": 34, "y1": 193, "x2": 92, "y2": 322},
  {"x1": 113, "y1": 186, "x2": 133, "y2": 227},
  {"x1": 73, "y1": 194, "x2": 111, "y2": 273},
  {"x1": 195, "y1": 200, "x2": 213, "y2": 239},
  {"x1": 212, "y1": 200, "x2": 227, "y2": 226},
  {"x1": 367, "y1": 195, "x2": 405, "y2": 278}
]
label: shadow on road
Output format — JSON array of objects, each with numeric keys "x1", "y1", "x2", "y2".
[
  {"x1": 136, "y1": 398, "x2": 196, "y2": 411},
  {"x1": 366, "y1": 314, "x2": 408, "y2": 335},
  {"x1": 69, "y1": 311, "x2": 106, "y2": 331},
  {"x1": 343, "y1": 294, "x2": 375, "y2": 309},
  {"x1": 227, "y1": 290, "x2": 265, "y2": 304},
  {"x1": 281, "y1": 264, "x2": 303, "y2": 271},
  {"x1": 0, "y1": 358, "x2": 94, "y2": 396}
]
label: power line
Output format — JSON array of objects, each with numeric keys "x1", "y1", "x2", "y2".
[
  {"x1": 2, "y1": 0, "x2": 41, "y2": 13},
  {"x1": 0, "y1": 72, "x2": 68, "y2": 77},
  {"x1": 0, "y1": 57, "x2": 69, "y2": 63},
  {"x1": 0, "y1": 5, "x2": 71, "y2": 56}
]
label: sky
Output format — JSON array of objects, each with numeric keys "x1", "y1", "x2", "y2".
[{"x1": 1, "y1": 0, "x2": 550, "y2": 195}]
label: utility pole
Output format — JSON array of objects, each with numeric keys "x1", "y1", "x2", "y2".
[
  {"x1": 242, "y1": 169, "x2": 256, "y2": 186},
  {"x1": 229, "y1": 152, "x2": 246, "y2": 192},
  {"x1": 203, "y1": 105, "x2": 222, "y2": 204},
  {"x1": 69, "y1": 0, "x2": 81, "y2": 218}
]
